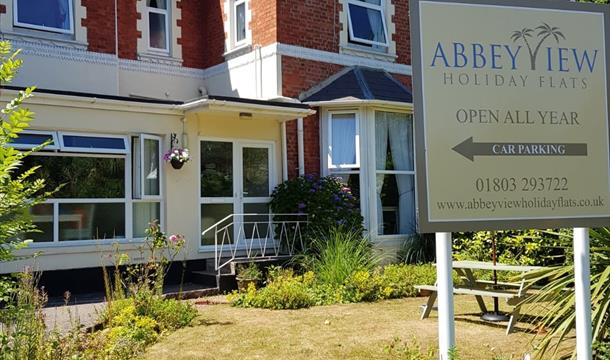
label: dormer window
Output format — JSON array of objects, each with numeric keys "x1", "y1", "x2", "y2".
[
  {"x1": 13, "y1": 0, "x2": 74, "y2": 34},
  {"x1": 347, "y1": 0, "x2": 388, "y2": 47},
  {"x1": 147, "y1": 0, "x2": 170, "y2": 52}
]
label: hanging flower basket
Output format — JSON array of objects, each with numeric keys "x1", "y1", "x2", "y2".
[
  {"x1": 170, "y1": 158, "x2": 185, "y2": 169},
  {"x1": 164, "y1": 147, "x2": 190, "y2": 169}
]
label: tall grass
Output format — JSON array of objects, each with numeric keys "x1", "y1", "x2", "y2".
[{"x1": 299, "y1": 228, "x2": 379, "y2": 286}]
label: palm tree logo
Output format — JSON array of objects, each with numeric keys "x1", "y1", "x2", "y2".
[{"x1": 511, "y1": 23, "x2": 565, "y2": 70}]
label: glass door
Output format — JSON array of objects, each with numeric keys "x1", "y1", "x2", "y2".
[
  {"x1": 239, "y1": 144, "x2": 273, "y2": 241},
  {"x1": 200, "y1": 140, "x2": 273, "y2": 247}
]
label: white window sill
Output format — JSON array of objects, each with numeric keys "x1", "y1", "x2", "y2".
[
  {"x1": 223, "y1": 43, "x2": 252, "y2": 60},
  {"x1": 138, "y1": 52, "x2": 183, "y2": 66},
  {"x1": 340, "y1": 44, "x2": 397, "y2": 62},
  {"x1": 2, "y1": 30, "x2": 88, "y2": 50}
]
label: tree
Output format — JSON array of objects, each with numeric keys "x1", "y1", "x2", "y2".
[{"x1": 0, "y1": 41, "x2": 49, "y2": 264}]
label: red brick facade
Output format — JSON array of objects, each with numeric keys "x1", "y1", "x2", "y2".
[
  {"x1": 116, "y1": 0, "x2": 139, "y2": 59},
  {"x1": 251, "y1": 0, "x2": 277, "y2": 46},
  {"x1": 276, "y1": 0, "x2": 341, "y2": 53},
  {"x1": 282, "y1": 56, "x2": 344, "y2": 178},
  {"x1": 82, "y1": 0, "x2": 116, "y2": 54}
]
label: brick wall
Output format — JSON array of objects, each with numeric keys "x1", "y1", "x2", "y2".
[
  {"x1": 277, "y1": 0, "x2": 340, "y2": 53},
  {"x1": 117, "y1": 0, "x2": 139, "y2": 59},
  {"x1": 282, "y1": 56, "x2": 343, "y2": 178},
  {"x1": 200, "y1": 0, "x2": 226, "y2": 68},
  {"x1": 179, "y1": 0, "x2": 210, "y2": 69},
  {"x1": 251, "y1": 0, "x2": 277, "y2": 46},
  {"x1": 82, "y1": 0, "x2": 116, "y2": 54},
  {"x1": 393, "y1": 0, "x2": 410, "y2": 64}
]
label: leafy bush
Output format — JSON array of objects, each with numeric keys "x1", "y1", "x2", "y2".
[
  {"x1": 299, "y1": 228, "x2": 378, "y2": 286},
  {"x1": 229, "y1": 263, "x2": 439, "y2": 309},
  {"x1": 377, "y1": 264, "x2": 437, "y2": 298},
  {"x1": 594, "y1": 341, "x2": 610, "y2": 360},
  {"x1": 398, "y1": 233, "x2": 435, "y2": 264},
  {"x1": 452, "y1": 230, "x2": 569, "y2": 266},
  {"x1": 270, "y1": 176, "x2": 363, "y2": 241},
  {"x1": 523, "y1": 227, "x2": 610, "y2": 359},
  {"x1": 229, "y1": 267, "x2": 316, "y2": 309}
]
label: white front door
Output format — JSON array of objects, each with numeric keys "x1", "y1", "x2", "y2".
[{"x1": 200, "y1": 139, "x2": 274, "y2": 248}]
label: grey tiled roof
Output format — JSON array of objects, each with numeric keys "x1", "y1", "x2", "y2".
[{"x1": 302, "y1": 67, "x2": 412, "y2": 103}]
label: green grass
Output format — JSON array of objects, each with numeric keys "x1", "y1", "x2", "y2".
[{"x1": 143, "y1": 296, "x2": 566, "y2": 360}]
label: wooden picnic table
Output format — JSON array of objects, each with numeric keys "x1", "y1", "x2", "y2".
[{"x1": 416, "y1": 261, "x2": 542, "y2": 334}]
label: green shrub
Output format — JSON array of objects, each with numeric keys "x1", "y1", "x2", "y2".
[
  {"x1": 452, "y1": 230, "x2": 569, "y2": 266},
  {"x1": 299, "y1": 228, "x2": 378, "y2": 286},
  {"x1": 594, "y1": 341, "x2": 610, "y2": 360},
  {"x1": 378, "y1": 264, "x2": 437, "y2": 299},
  {"x1": 230, "y1": 264, "x2": 439, "y2": 309},
  {"x1": 229, "y1": 267, "x2": 316, "y2": 309},
  {"x1": 398, "y1": 233, "x2": 436, "y2": 265},
  {"x1": 270, "y1": 176, "x2": 364, "y2": 241}
]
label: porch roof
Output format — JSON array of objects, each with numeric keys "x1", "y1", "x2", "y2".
[{"x1": 301, "y1": 67, "x2": 413, "y2": 105}]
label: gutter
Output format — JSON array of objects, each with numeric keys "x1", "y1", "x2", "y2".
[{"x1": 180, "y1": 98, "x2": 315, "y2": 118}]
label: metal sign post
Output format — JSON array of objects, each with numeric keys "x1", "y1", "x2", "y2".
[
  {"x1": 435, "y1": 232, "x2": 455, "y2": 359},
  {"x1": 573, "y1": 227, "x2": 592, "y2": 360}
]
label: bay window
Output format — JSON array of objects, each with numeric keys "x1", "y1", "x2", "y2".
[
  {"x1": 324, "y1": 109, "x2": 415, "y2": 240},
  {"x1": 147, "y1": 0, "x2": 170, "y2": 52},
  {"x1": 13, "y1": 131, "x2": 164, "y2": 244},
  {"x1": 346, "y1": 0, "x2": 388, "y2": 47},
  {"x1": 14, "y1": 0, "x2": 74, "y2": 34},
  {"x1": 374, "y1": 111, "x2": 415, "y2": 235}
]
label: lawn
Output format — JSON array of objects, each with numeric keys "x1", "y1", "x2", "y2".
[{"x1": 143, "y1": 295, "x2": 572, "y2": 359}]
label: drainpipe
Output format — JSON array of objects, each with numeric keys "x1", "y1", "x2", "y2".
[
  {"x1": 281, "y1": 121, "x2": 288, "y2": 181},
  {"x1": 114, "y1": 0, "x2": 119, "y2": 95},
  {"x1": 297, "y1": 117, "x2": 305, "y2": 176}
]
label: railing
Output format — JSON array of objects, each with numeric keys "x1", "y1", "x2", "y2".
[{"x1": 201, "y1": 213, "x2": 309, "y2": 273}]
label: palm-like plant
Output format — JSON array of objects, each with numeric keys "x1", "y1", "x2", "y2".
[
  {"x1": 511, "y1": 23, "x2": 565, "y2": 70},
  {"x1": 521, "y1": 227, "x2": 610, "y2": 359}
]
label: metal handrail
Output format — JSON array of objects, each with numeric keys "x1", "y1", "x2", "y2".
[{"x1": 201, "y1": 213, "x2": 308, "y2": 273}]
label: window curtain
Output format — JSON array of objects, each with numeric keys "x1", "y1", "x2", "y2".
[
  {"x1": 58, "y1": 0, "x2": 70, "y2": 29},
  {"x1": 361, "y1": 0, "x2": 385, "y2": 49},
  {"x1": 375, "y1": 112, "x2": 416, "y2": 235},
  {"x1": 331, "y1": 116, "x2": 357, "y2": 166},
  {"x1": 375, "y1": 115, "x2": 388, "y2": 234}
]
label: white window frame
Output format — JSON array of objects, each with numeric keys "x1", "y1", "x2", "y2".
[
  {"x1": 368, "y1": 108, "x2": 416, "y2": 239},
  {"x1": 10, "y1": 130, "x2": 59, "y2": 150},
  {"x1": 328, "y1": 111, "x2": 360, "y2": 170},
  {"x1": 58, "y1": 132, "x2": 129, "y2": 154},
  {"x1": 137, "y1": 134, "x2": 163, "y2": 200},
  {"x1": 13, "y1": 0, "x2": 75, "y2": 34},
  {"x1": 346, "y1": 0, "x2": 389, "y2": 47},
  {"x1": 146, "y1": 0, "x2": 171, "y2": 53},
  {"x1": 232, "y1": 0, "x2": 247, "y2": 47},
  {"x1": 26, "y1": 151, "x2": 130, "y2": 246}
]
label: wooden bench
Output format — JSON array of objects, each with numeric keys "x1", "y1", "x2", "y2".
[{"x1": 415, "y1": 283, "x2": 527, "y2": 335}]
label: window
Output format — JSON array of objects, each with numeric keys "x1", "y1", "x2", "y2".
[
  {"x1": 14, "y1": 132, "x2": 164, "y2": 244},
  {"x1": 132, "y1": 135, "x2": 162, "y2": 198},
  {"x1": 327, "y1": 112, "x2": 361, "y2": 213},
  {"x1": 59, "y1": 133, "x2": 128, "y2": 154},
  {"x1": 14, "y1": 0, "x2": 74, "y2": 34},
  {"x1": 346, "y1": 0, "x2": 388, "y2": 47},
  {"x1": 374, "y1": 111, "x2": 415, "y2": 235},
  {"x1": 234, "y1": 0, "x2": 247, "y2": 45},
  {"x1": 147, "y1": 0, "x2": 169, "y2": 52},
  {"x1": 132, "y1": 135, "x2": 162, "y2": 237},
  {"x1": 21, "y1": 154, "x2": 127, "y2": 242},
  {"x1": 329, "y1": 112, "x2": 360, "y2": 169},
  {"x1": 9, "y1": 130, "x2": 59, "y2": 150}
]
